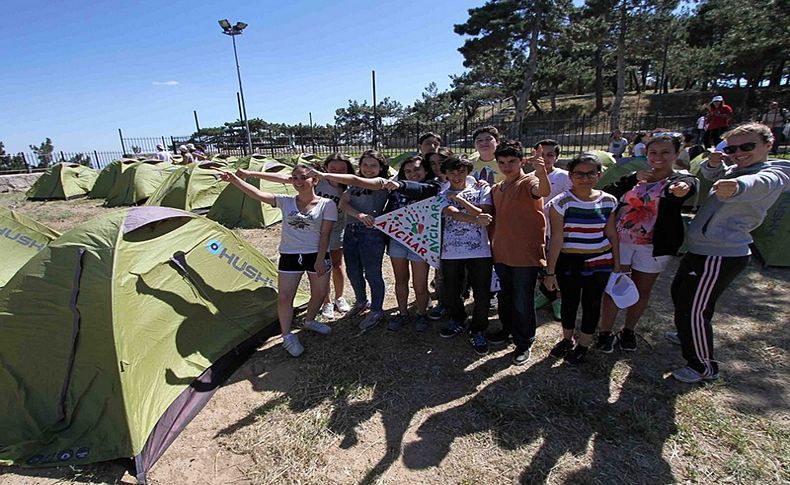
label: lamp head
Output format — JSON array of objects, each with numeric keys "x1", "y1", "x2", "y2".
[
  {"x1": 218, "y1": 19, "x2": 231, "y2": 30},
  {"x1": 235, "y1": 21, "x2": 248, "y2": 31}
]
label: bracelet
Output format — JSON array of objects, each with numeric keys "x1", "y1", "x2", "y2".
[{"x1": 545, "y1": 273, "x2": 555, "y2": 277}]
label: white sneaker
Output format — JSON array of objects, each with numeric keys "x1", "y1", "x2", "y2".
[
  {"x1": 302, "y1": 319, "x2": 332, "y2": 335},
  {"x1": 320, "y1": 303, "x2": 335, "y2": 320},
  {"x1": 358, "y1": 311, "x2": 384, "y2": 331},
  {"x1": 282, "y1": 333, "x2": 304, "y2": 357},
  {"x1": 335, "y1": 297, "x2": 351, "y2": 313}
]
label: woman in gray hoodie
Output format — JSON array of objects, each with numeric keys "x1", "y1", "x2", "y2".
[{"x1": 670, "y1": 122, "x2": 790, "y2": 383}]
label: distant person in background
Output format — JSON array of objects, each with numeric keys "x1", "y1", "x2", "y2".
[
  {"x1": 193, "y1": 144, "x2": 208, "y2": 161},
  {"x1": 630, "y1": 132, "x2": 647, "y2": 157},
  {"x1": 470, "y1": 126, "x2": 501, "y2": 184},
  {"x1": 177, "y1": 145, "x2": 193, "y2": 165},
  {"x1": 761, "y1": 101, "x2": 787, "y2": 154},
  {"x1": 695, "y1": 113, "x2": 707, "y2": 146},
  {"x1": 675, "y1": 132, "x2": 700, "y2": 170},
  {"x1": 154, "y1": 144, "x2": 172, "y2": 163},
  {"x1": 608, "y1": 130, "x2": 629, "y2": 160},
  {"x1": 705, "y1": 95, "x2": 732, "y2": 148}
]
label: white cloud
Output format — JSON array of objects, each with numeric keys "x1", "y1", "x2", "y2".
[{"x1": 152, "y1": 80, "x2": 179, "y2": 86}]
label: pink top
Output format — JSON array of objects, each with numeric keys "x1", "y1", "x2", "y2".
[{"x1": 616, "y1": 179, "x2": 667, "y2": 245}]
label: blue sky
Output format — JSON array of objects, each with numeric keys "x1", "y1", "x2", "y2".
[{"x1": 0, "y1": 0, "x2": 484, "y2": 153}]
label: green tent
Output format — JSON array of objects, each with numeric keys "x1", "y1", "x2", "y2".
[
  {"x1": 0, "y1": 207, "x2": 61, "y2": 287},
  {"x1": 752, "y1": 192, "x2": 790, "y2": 267},
  {"x1": 0, "y1": 206, "x2": 308, "y2": 482},
  {"x1": 595, "y1": 157, "x2": 649, "y2": 189},
  {"x1": 589, "y1": 150, "x2": 617, "y2": 169},
  {"x1": 89, "y1": 159, "x2": 137, "y2": 199},
  {"x1": 26, "y1": 163, "x2": 99, "y2": 200},
  {"x1": 104, "y1": 160, "x2": 176, "y2": 207},
  {"x1": 144, "y1": 161, "x2": 230, "y2": 212},
  {"x1": 206, "y1": 159, "x2": 297, "y2": 228}
]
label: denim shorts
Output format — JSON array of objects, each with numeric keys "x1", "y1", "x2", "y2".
[{"x1": 387, "y1": 238, "x2": 424, "y2": 263}]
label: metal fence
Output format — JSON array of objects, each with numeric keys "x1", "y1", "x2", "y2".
[
  {"x1": 0, "y1": 151, "x2": 125, "y2": 174},
  {"x1": 120, "y1": 113, "x2": 731, "y2": 160}
]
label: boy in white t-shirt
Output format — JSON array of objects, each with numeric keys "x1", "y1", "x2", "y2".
[
  {"x1": 436, "y1": 155, "x2": 495, "y2": 355},
  {"x1": 534, "y1": 139, "x2": 571, "y2": 321}
]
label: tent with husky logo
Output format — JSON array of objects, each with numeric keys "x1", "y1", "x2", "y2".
[
  {"x1": 26, "y1": 163, "x2": 99, "y2": 200},
  {"x1": 89, "y1": 159, "x2": 137, "y2": 199},
  {"x1": 0, "y1": 207, "x2": 308, "y2": 483},
  {"x1": 144, "y1": 161, "x2": 230, "y2": 212},
  {"x1": 104, "y1": 160, "x2": 176, "y2": 207},
  {"x1": 0, "y1": 207, "x2": 60, "y2": 287},
  {"x1": 206, "y1": 158, "x2": 297, "y2": 228}
]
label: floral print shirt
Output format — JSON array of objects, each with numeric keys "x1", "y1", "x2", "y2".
[{"x1": 616, "y1": 179, "x2": 668, "y2": 245}]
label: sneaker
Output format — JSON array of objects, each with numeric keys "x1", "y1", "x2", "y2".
[
  {"x1": 358, "y1": 311, "x2": 383, "y2": 331},
  {"x1": 486, "y1": 329, "x2": 510, "y2": 345},
  {"x1": 282, "y1": 333, "x2": 304, "y2": 357},
  {"x1": 564, "y1": 345, "x2": 588, "y2": 365},
  {"x1": 595, "y1": 332, "x2": 617, "y2": 354},
  {"x1": 549, "y1": 338, "x2": 574, "y2": 358},
  {"x1": 440, "y1": 321, "x2": 465, "y2": 338},
  {"x1": 671, "y1": 366, "x2": 719, "y2": 383},
  {"x1": 428, "y1": 303, "x2": 446, "y2": 321},
  {"x1": 470, "y1": 332, "x2": 489, "y2": 355},
  {"x1": 415, "y1": 315, "x2": 429, "y2": 333},
  {"x1": 534, "y1": 293, "x2": 550, "y2": 310},
  {"x1": 618, "y1": 328, "x2": 637, "y2": 352},
  {"x1": 346, "y1": 300, "x2": 370, "y2": 318},
  {"x1": 664, "y1": 331, "x2": 681, "y2": 346},
  {"x1": 512, "y1": 346, "x2": 531, "y2": 365},
  {"x1": 302, "y1": 319, "x2": 332, "y2": 335},
  {"x1": 388, "y1": 314, "x2": 409, "y2": 332},
  {"x1": 320, "y1": 303, "x2": 335, "y2": 320},
  {"x1": 551, "y1": 301, "x2": 562, "y2": 321},
  {"x1": 334, "y1": 297, "x2": 352, "y2": 313}
]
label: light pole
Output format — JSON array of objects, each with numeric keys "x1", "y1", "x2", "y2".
[{"x1": 219, "y1": 19, "x2": 253, "y2": 154}]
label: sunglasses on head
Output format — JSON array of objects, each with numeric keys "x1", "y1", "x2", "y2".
[
  {"x1": 650, "y1": 132, "x2": 682, "y2": 140},
  {"x1": 722, "y1": 142, "x2": 757, "y2": 155}
]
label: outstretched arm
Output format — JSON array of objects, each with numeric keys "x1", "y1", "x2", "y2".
[
  {"x1": 236, "y1": 168, "x2": 292, "y2": 184},
  {"x1": 308, "y1": 169, "x2": 386, "y2": 191},
  {"x1": 217, "y1": 170, "x2": 276, "y2": 206}
]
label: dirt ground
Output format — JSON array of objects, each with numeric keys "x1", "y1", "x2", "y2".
[{"x1": 0, "y1": 193, "x2": 788, "y2": 485}]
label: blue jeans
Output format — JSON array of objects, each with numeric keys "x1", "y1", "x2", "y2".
[
  {"x1": 495, "y1": 263, "x2": 539, "y2": 350},
  {"x1": 343, "y1": 224, "x2": 386, "y2": 312}
]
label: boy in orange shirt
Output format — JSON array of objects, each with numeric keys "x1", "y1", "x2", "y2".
[{"x1": 487, "y1": 140, "x2": 551, "y2": 364}]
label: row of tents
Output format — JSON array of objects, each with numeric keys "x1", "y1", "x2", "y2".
[
  {"x1": 0, "y1": 204, "x2": 309, "y2": 482},
  {"x1": 24, "y1": 153, "x2": 327, "y2": 228}
]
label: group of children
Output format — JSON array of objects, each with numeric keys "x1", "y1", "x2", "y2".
[{"x1": 218, "y1": 122, "x2": 789, "y2": 383}]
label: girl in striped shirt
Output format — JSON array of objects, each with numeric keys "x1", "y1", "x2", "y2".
[{"x1": 544, "y1": 153, "x2": 621, "y2": 365}]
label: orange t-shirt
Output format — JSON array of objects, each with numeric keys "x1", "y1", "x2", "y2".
[{"x1": 491, "y1": 173, "x2": 546, "y2": 267}]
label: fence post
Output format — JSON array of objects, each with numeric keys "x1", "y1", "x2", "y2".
[
  {"x1": 118, "y1": 129, "x2": 126, "y2": 154},
  {"x1": 580, "y1": 115, "x2": 586, "y2": 153},
  {"x1": 93, "y1": 151, "x2": 99, "y2": 169},
  {"x1": 60, "y1": 151, "x2": 66, "y2": 163},
  {"x1": 22, "y1": 153, "x2": 31, "y2": 173}
]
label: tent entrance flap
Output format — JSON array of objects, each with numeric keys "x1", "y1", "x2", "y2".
[{"x1": 57, "y1": 248, "x2": 86, "y2": 424}]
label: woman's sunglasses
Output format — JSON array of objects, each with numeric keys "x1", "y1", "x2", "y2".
[{"x1": 722, "y1": 142, "x2": 757, "y2": 155}]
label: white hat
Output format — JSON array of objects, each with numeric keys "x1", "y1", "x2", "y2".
[
  {"x1": 156, "y1": 144, "x2": 164, "y2": 150},
  {"x1": 711, "y1": 95, "x2": 724, "y2": 102},
  {"x1": 605, "y1": 273, "x2": 639, "y2": 309},
  {"x1": 186, "y1": 143, "x2": 196, "y2": 150}
]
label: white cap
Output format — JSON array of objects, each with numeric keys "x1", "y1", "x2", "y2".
[
  {"x1": 605, "y1": 273, "x2": 639, "y2": 309},
  {"x1": 711, "y1": 95, "x2": 724, "y2": 102},
  {"x1": 186, "y1": 143, "x2": 196, "y2": 150},
  {"x1": 156, "y1": 144, "x2": 164, "y2": 150}
]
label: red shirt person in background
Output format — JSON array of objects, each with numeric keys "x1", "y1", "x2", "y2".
[{"x1": 705, "y1": 95, "x2": 732, "y2": 148}]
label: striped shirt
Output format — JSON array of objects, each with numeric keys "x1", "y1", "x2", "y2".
[{"x1": 551, "y1": 190, "x2": 618, "y2": 272}]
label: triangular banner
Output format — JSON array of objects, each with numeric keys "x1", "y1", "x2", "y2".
[{"x1": 373, "y1": 195, "x2": 447, "y2": 268}]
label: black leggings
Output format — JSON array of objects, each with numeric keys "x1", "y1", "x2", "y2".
[{"x1": 557, "y1": 272, "x2": 609, "y2": 335}]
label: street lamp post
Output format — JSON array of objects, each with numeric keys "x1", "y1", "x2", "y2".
[{"x1": 219, "y1": 19, "x2": 253, "y2": 154}]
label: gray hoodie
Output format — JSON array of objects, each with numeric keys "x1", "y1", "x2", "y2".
[{"x1": 687, "y1": 159, "x2": 790, "y2": 257}]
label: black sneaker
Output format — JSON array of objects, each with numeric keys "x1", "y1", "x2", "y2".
[
  {"x1": 563, "y1": 345, "x2": 588, "y2": 365},
  {"x1": 549, "y1": 338, "x2": 574, "y2": 358},
  {"x1": 595, "y1": 332, "x2": 617, "y2": 354},
  {"x1": 469, "y1": 332, "x2": 489, "y2": 355},
  {"x1": 439, "y1": 321, "x2": 465, "y2": 338},
  {"x1": 512, "y1": 346, "x2": 531, "y2": 365},
  {"x1": 486, "y1": 329, "x2": 510, "y2": 345},
  {"x1": 618, "y1": 328, "x2": 637, "y2": 352}
]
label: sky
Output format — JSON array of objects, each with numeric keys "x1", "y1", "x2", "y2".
[{"x1": 0, "y1": 0, "x2": 484, "y2": 153}]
